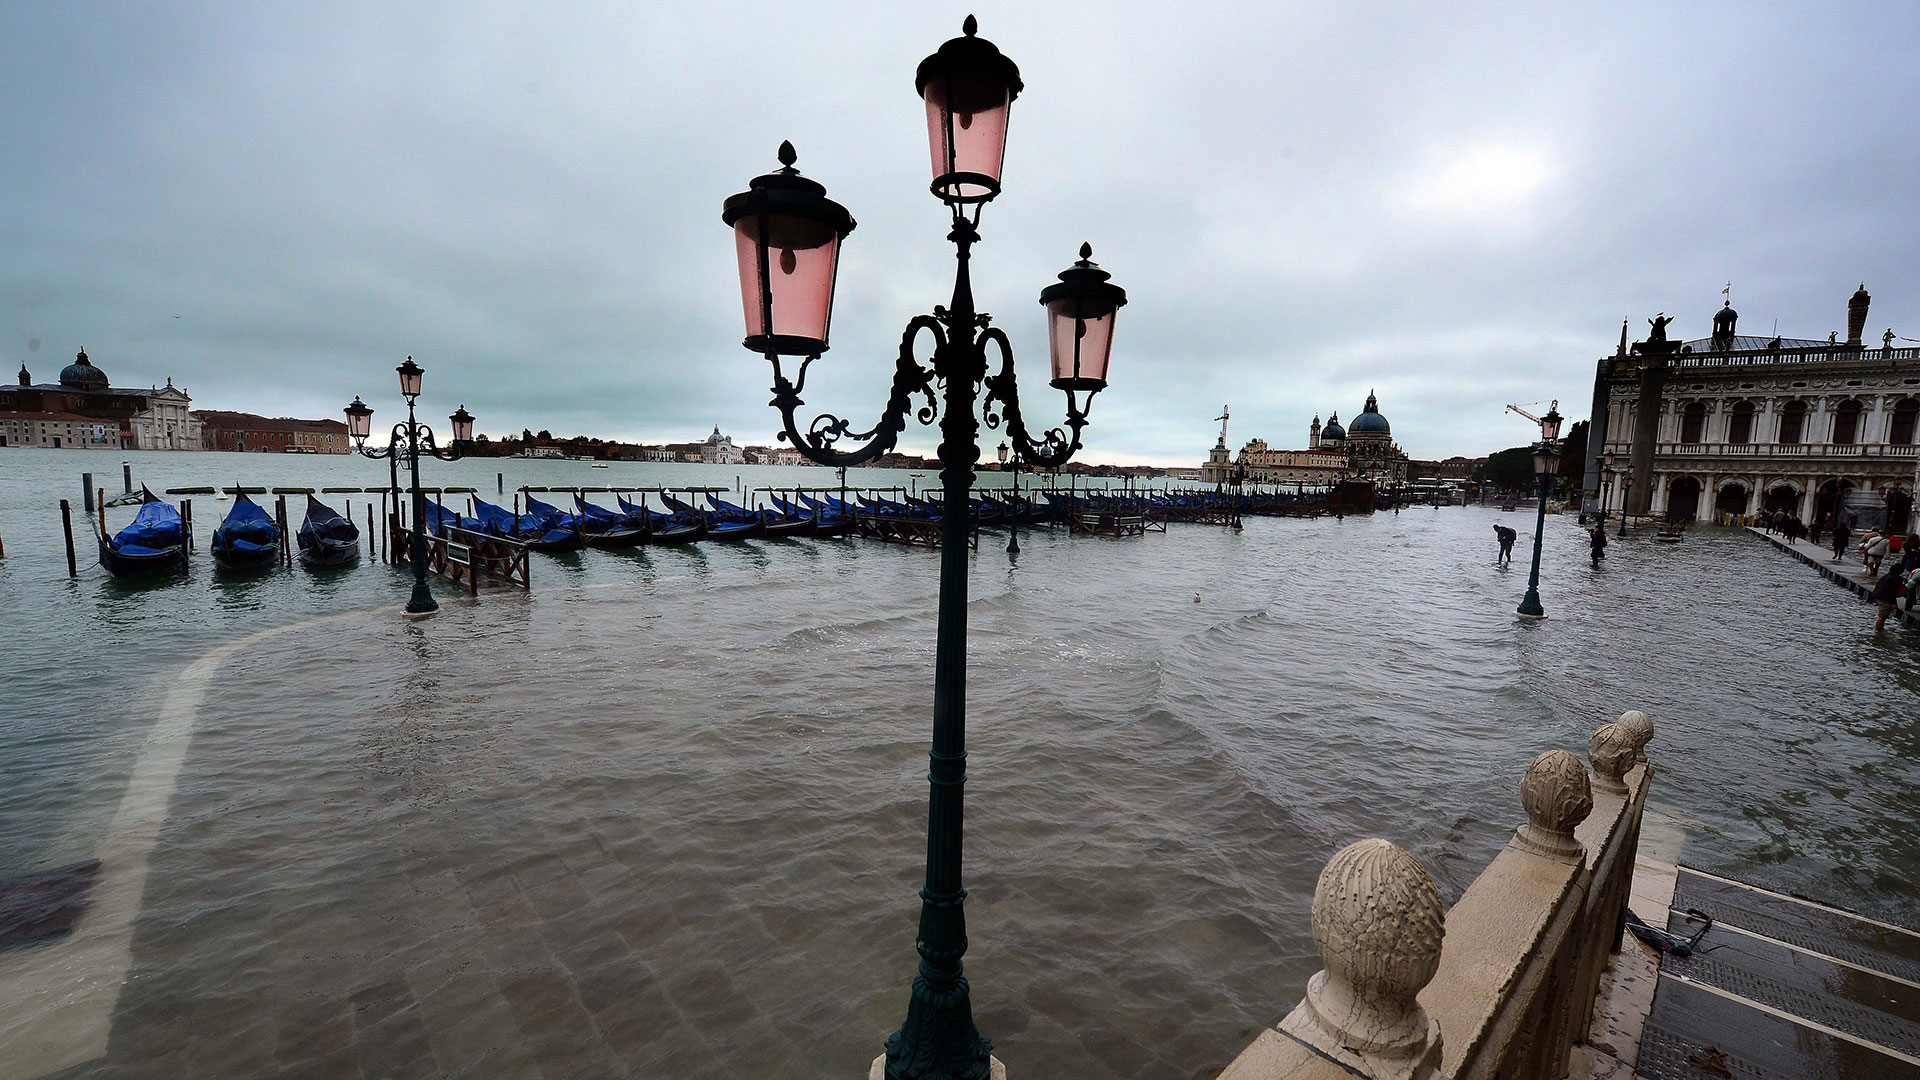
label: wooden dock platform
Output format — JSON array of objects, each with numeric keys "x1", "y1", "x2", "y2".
[{"x1": 1637, "y1": 865, "x2": 1920, "y2": 1078}]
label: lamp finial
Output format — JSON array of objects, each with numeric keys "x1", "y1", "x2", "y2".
[
  {"x1": 777, "y1": 140, "x2": 797, "y2": 168},
  {"x1": 963, "y1": 14, "x2": 977, "y2": 36},
  {"x1": 1079, "y1": 241, "x2": 1093, "y2": 260}
]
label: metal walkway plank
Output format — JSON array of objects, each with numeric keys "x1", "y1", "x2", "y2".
[
  {"x1": 1663, "y1": 908, "x2": 1920, "y2": 1058},
  {"x1": 1641, "y1": 975, "x2": 1920, "y2": 1080},
  {"x1": 1675, "y1": 868, "x2": 1920, "y2": 986}
]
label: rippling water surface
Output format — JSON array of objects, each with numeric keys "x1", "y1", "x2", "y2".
[{"x1": 2, "y1": 450, "x2": 1918, "y2": 1079}]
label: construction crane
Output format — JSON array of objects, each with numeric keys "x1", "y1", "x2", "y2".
[{"x1": 1505, "y1": 399, "x2": 1559, "y2": 434}]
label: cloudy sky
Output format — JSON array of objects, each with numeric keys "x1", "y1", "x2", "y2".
[{"x1": 3, "y1": 2, "x2": 1916, "y2": 464}]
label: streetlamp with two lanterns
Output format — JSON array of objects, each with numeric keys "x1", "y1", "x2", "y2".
[
  {"x1": 1619, "y1": 471, "x2": 1636, "y2": 539},
  {"x1": 342, "y1": 357, "x2": 474, "y2": 616},
  {"x1": 1516, "y1": 402, "x2": 1563, "y2": 619},
  {"x1": 721, "y1": 16, "x2": 1126, "y2": 1079}
]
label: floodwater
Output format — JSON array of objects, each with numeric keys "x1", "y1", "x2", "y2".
[{"x1": 2, "y1": 450, "x2": 1918, "y2": 1080}]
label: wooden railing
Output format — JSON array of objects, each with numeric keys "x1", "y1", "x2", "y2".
[
  {"x1": 1217, "y1": 713, "x2": 1655, "y2": 1080},
  {"x1": 386, "y1": 516, "x2": 531, "y2": 592}
]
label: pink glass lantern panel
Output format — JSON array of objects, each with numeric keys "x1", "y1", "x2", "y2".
[
  {"x1": 923, "y1": 77, "x2": 1011, "y2": 202},
  {"x1": 733, "y1": 212, "x2": 841, "y2": 350},
  {"x1": 1046, "y1": 300, "x2": 1117, "y2": 389}
]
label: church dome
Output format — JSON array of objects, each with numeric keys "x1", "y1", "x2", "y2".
[
  {"x1": 1349, "y1": 391, "x2": 1390, "y2": 434},
  {"x1": 59, "y1": 349, "x2": 108, "y2": 390},
  {"x1": 1320, "y1": 411, "x2": 1345, "y2": 442}
]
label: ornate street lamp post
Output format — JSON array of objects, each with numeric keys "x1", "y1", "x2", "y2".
[
  {"x1": 344, "y1": 357, "x2": 473, "y2": 616},
  {"x1": 1516, "y1": 404, "x2": 1562, "y2": 620},
  {"x1": 997, "y1": 440, "x2": 1020, "y2": 554},
  {"x1": 1618, "y1": 472, "x2": 1635, "y2": 539},
  {"x1": 1601, "y1": 465, "x2": 1616, "y2": 524},
  {"x1": 722, "y1": 19, "x2": 1125, "y2": 1080}
]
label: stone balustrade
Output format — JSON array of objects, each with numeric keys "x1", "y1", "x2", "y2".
[{"x1": 1218, "y1": 712, "x2": 1654, "y2": 1080}]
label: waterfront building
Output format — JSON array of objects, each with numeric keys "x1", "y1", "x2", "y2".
[
  {"x1": 0, "y1": 411, "x2": 118, "y2": 448},
  {"x1": 1200, "y1": 393, "x2": 1411, "y2": 486},
  {"x1": 0, "y1": 350, "x2": 201, "y2": 449},
  {"x1": 1587, "y1": 286, "x2": 1919, "y2": 528},
  {"x1": 699, "y1": 426, "x2": 745, "y2": 465},
  {"x1": 196, "y1": 411, "x2": 350, "y2": 453}
]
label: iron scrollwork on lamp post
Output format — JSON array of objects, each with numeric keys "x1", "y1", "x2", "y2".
[
  {"x1": 722, "y1": 18, "x2": 1126, "y2": 1080},
  {"x1": 343, "y1": 356, "x2": 474, "y2": 616}
]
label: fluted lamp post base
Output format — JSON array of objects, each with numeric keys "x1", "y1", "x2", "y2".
[{"x1": 871, "y1": 1056, "x2": 1007, "y2": 1080}]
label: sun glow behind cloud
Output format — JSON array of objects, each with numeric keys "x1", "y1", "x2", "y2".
[{"x1": 1402, "y1": 143, "x2": 1559, "y2": 221}]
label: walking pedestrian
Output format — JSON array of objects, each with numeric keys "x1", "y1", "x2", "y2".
[
  {"x1": 1811, "y1": 514, "x2": 1826, "y2": 546},
  {"x1": 1588, "y1": 523, "x2": 1608, "y2": 568},
  {"x1": 1831, "y1": 516, "x2": 1852, "y2": 562},
  {"x1": 1863, "y1": 531, "x2": 1890, "y2": 576},
  {"x1": 1494, "y1": 525, "x2": 1516, "y2": 565},
  {"x1": 1900, "y1": 534, "x2": 1920, "y2": 576},
  {"x1": 1870, "y1": 566, "x2": 1905, "y2": 636}
]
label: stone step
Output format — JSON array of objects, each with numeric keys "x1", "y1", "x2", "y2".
[
  {"x1": 1674, "y1": 867, "x2": 1920, "y2": 986},
  {"x1": 1641, "y1": 974, "x2": 1920, "y2": 1079}
]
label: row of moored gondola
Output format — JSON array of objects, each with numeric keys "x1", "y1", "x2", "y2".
[{"x1": 99, "y1": 487, "x2": 362, "y2": 578}]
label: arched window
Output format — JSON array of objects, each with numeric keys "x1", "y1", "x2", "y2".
[
  {"x1": 1728, "y1": 401, "x2": 1754, "y2": 444},
  {"x1": 1891, "y1": 399, "x2": 1919, "y2": 445},
  {"x1": 1679, "y1": 401, "x2": 1706, "y2": 444},
  {"x1": 1833, "y1": 399, "x2": 1863, "y2": 445},
  {"x1": 1779, "y1": 400, "x2": 1807, "y2": 445}
]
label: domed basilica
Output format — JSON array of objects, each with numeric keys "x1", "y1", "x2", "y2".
[{"x1": 1201, "y1": 392, "x2": 1410, "y2": 486}]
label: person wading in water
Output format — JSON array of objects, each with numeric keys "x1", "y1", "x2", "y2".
[
  {"x1": 1589, "y1": 523, "x2": 1608, "y2": 567},
  {"x1": 1495, "y1": 525, "x2": 1517, "y2": 565}
]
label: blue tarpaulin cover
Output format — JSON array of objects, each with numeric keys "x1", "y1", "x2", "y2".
[
  {"x1": 111, "y1": 497, "x2": 183, "y2": 552},
  {"x1": 298, "y1": 496, "x2": 359, "y2": 550},
  {"x1": 213, "y1": 495, "x2": 278, "y2": 554}
]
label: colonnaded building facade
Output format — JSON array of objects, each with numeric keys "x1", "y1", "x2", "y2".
[
  {"x1": 1585, "y1": 286, "x2": 1918, "y2": 529},
  {"x1": 1201, "y1": 393, "x2": 1410, "y2": 485},
  {"x1": 0, "y1": 349, "x2": 201, "y2": 450}
]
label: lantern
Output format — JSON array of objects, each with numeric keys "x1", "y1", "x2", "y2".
[
  {"x1": 915, "y1": 16, "x2": 1023, "y2": 204},
  {"x1": 1602, "y1": 466, "x2": 1616, "y2": 484},
  {"x1": 450, "y1": 405, "x2": 475, "y2": 444},
  {"x1": 1539, "y1": 402, "x2": 1563, "y2": 442},
  {"x1": 1533, "y1": 443, "x2": 1561, "y2": 476},
  {"x1": 997, "y1": 440, "x2": 1009, "y2": 465},
  {"x1": 343, "y1": 395, "x2": 374, "y2": 441},
  {"x1": 722, "y1": 142, "x2": 857, "y2": 357},
  {"x1": 1039, "y1": 243, "x2": 1128, "y2": 393},
  {"x1": 396, "y1": 356, "x2": 424, "y2": 398},
  {"x1": 1602, "y1": 451, "x2": 1616, "y2": 469}
]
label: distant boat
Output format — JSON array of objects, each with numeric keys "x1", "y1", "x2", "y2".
[
  {"x1": 211, "y1": 491, "x2": 281, "y2": 570},
  {"x1": 591, "y1": 463, "x2": 609, "y2": 469},
  {"x1": 281, "y1": 445, "x2": 318, "y2": 454},
  {"x1": 296, "y1": 495, "x2": 361, "y2": 567},
  {"x1": 99, "y1": 487, "x2": 188, "y2": 578}
]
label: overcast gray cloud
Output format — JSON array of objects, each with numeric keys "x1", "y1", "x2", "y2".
[{"x1": 3, "y1": 1, "x2": 1917, "y2": 463}]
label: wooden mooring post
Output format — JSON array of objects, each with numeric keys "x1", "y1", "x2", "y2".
[
  {"x1": 182, "y1": 501, "x2": 193, "y2": 552},
  {"x1": 82, "y1": 473, "x2": 94, "y2": 512},
  {"x1": 60, "y1": 500, "x2": 76, "y2": 577},
  {"x1": 275, "y1": 496, "x2": 291, "y2": 567},
  {"x1": 367, "y1": 503, "x2": 375, "y2": 558}
]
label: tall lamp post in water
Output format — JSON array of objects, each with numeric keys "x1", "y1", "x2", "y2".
[
  {"x1": 1618, "y1": 472, "x2": 1635, "y2": 539},
  {"x1": 343, "y1": 357, "x2": 473, "y2": 616},
  {"x1": 1516, "y1": 403, "x2": 1563, "y2": 619},
  {"x1": 722, "y1": 18, "x2": 1125, "y2": 1078},
  {"x1": 997, "y1": 440, "x2": 1021, "y2": 554}
]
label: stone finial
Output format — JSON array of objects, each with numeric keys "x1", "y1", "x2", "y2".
[
  {"x1": 1281, "y1": 839, "x2": 1445, "y2": 1080},
  {"x1": 1512, "y1": 750, "x2": 1593, "y2": 863},
  {"x1": 1617, "y1": 710, "x2": 1654, "y2": 763},
  {"x1": 1587, "y1": 723, "x2": 1634, "y2": 796}
]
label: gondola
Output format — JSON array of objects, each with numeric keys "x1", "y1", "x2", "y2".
[
  {"x1": 212, "y1": 491, "x2": 282, "y2": 570},
  {"x1": 714, "y1": 494, "x2": 816, "y2": 539},
  {"x1": 99, "y1": 487, "x2": 188, "y2": 578},
  {"x1": 577, "y1": 496, "x2": 649, "y2": 549},
  {"x1": 622, "y1": 494, "x2": 705, "y2": 545},
  {"x1": 775, "y1": 495, "x2": 851, "y2": 538},
  {"x1": 521, "y1": 496, "x2": 588, "y2": 553},
  {"x1": 704, "y1": 512, "x2": 765, "y2": 542},
  {"x1": 296, "y1": 495, "x2": 361, "y2": 567}
]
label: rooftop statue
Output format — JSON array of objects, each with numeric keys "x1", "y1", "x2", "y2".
[{"x1": 1630, "y1": 313, "x2": 1677, "y2": 357}]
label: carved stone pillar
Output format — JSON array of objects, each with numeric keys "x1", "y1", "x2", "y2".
[
  {"x1": 1627, "y1": 357, "x2": 1667, "y2": 516},
  {"x1": 1276, "y1": 839, "x2": 1447, "y2": 1080},
  {"x1": 1512, "y1": 750, "x2": 1594, "y2": 863}
]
